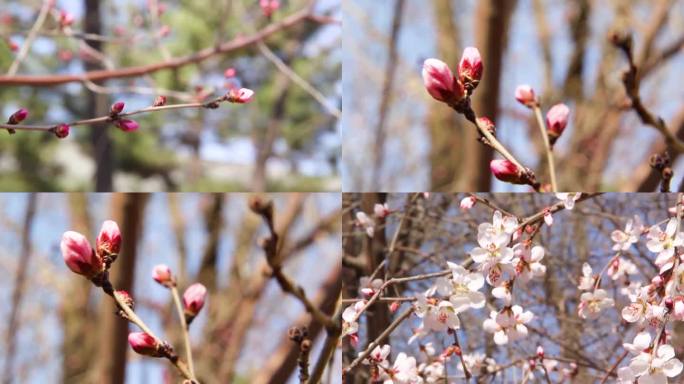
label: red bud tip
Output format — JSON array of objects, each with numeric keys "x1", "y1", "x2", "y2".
[
  {"x1": 128, "y1": 332, "x2": 162, "y2": 357},
  {"x1": 152, "y1": 264, "x2": 174, "y2": 286},
  {"x1": 490, "y1": 159, "x2": 526, "y2": 184},
  {"x1": 115, "y1": 119, "x2": 139, "y2": 132},
  {"x1": 515, "y1": 84, "x2": 537, "y2": 108},
  {"x1": 110, "y1": 101, "x2": 125, "y2": 114},
  {"x1": 96, "y1": 220, "x2": 121, "y2": 257},
  {"x1": 183, "y1": 283, "x2": 207, "y2": 317},
  {"x1": 61, "y1": 231, "x2": 102, "y2": 278},
  {"x1": 54, "y1": 123, "x2": 70, "y2": 138}
]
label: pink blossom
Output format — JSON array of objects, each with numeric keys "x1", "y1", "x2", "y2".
[
  {"x1": 61, "y1": 231, "x2": 102, "y2": 278},
  {"x1": 224, "y1": 67, "x2": 236, "y2": 78},
  {"x1": 373, "y1": 203, "x2": 390, "y2": 219},
  {"x1": 422, "y1": 58, "x2": 463, "y2": 103},
  {"x1": 128, "y1": 332, "x2": 162, "y2": 357},
  {"x1": 226, "y1": 87, "x2": 254, "y2": 103},
  {"x1": 490, "y1": 159, "x2": 525, "y2": 184},
  {"x1": 460, "y1": 196, "x2": 476, "y2": 210},
  {"x1": 183, "y1": 283, "x2": 207, "y2": 317},
  {"x1": 115, "y1": 119, "x2": 139, "y2": 132},
  {"x1": 514, "y1": 85, "x2": 536, "y2": 107},
  {"x1": 96, "y1": 220, "x2": 121, "y2": 257},
  {"x1": 153, "y1": 95, "x2": 166, "y2": 107},
  {"x1": 546, "y1": 103, "x2": 570, "y2": 144},
  {"x1": 458, "y1": 47, "x2": 483, "y2": 89}
]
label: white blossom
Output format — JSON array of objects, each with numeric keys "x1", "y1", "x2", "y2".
[
  {"x1": 482, "y1": 305, "x2": 533, "y2": 345},
  {"x1": 556, "y1": 192, "x2": 581, "y2": 210},
  {"x1": 646, "y1": 218, "x2": 684, "y2": 273},
  {"x1": 612, "y1": 216, "x2": 643, "y2": 251},
  {"x1": 436, "y1": 262, "x2": 485, "y2": 312},
  {"x1": 356, "y1": 211, "x2": 375, "y2": 238},
  {"x1": 578, "y1": 289, "x2": 614, "y2": 319}
]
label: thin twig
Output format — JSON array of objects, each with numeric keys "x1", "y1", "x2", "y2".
[
  {"x1": 533, "y1": 104, "x2": 558, "y2": 191},
  {"x1": 171, "y1": 286, "x2": 196, "y2": 380},
  {"x1": 6, "y1": 0, "x2": 51, "y2": 75}
]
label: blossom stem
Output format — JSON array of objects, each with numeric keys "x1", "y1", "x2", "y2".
[
  {"x1": 533, "y1": 104, "x2": 558, "y2": 192},
  {"x1": 171, "y1": 286, "x2": 196, "y2": 381},
  {"x1": 452, "y1": 331, "x2": 471, "y2": 381},
  {"x1": 106, "y1": 286, "x2": 195, "y2": 381},
  {"x1": 0, "y1": 97, "x2": 228, "y2": 133}
]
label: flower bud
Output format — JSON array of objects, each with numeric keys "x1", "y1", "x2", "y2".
[
  {"x1": 183, "y1": 283, "x2": 207, "y2": 318},
  {"x1": 389, "y1": 301, "x2": 400, "y2": 313},
  {"x1": 652, "y1": 275, "x2": 664, "y2": 287},
  {"x1": 59, "y1": 10, "x2": 74, "y2": 28},
  {"x1": 422, "y1": 58, "x2": 464, "y2": 103},
  {"x1": 115, "y1": 290, "x2": 134, "y2": 308},
  {"x1": 224, "y1": 67, "x2": 236, "y2": 78},
  {"x1": 536, "y1": 346, "x2": 544, "y2": 359},
  {"x1": 260, "y1": 0, "x2": 280, "y2": 17},
  {"x1": 665, "y1": 297, "x2": 674, "y2": 311},
  {"x1": 152, "y1": 264, "x2": 174, "y2": 287},
  {"x1": 61, "y1": 231, "x2": 102, "y2": 278},
  {"x1": 8, "y1": 108, "x2": 28, "y2": 124},
  {"x1": 546, "y1": 103, "x2": 570, "y2": 145},
  {"x1": 97, "y1": 220, "x2": 121, "y2": 257},
  {"x1": 477, "y1": 117, "x2": 495, "y2": 134},
  {"x1": 110, "y1": 101, "x2": 125, "y2": 114},
  {"x1": 152, "y1": 95, "x2": 166, "y2": 107},
  {"x1": 226, "y1": 87, "x2": 254, "y2": 104},
  {"x1": 128, "y1": 332, "x2": 162, "y2": 357},
  {"x1": 115, "y1": 119, "x2": 139, "y2": 132},
  {"x1": 459, "y1": 196, "x2": 476, "y2": 210},
  {"x1": 514, "y1": 84, "x2": 536, "y2": 107},
  {"x1": 458, "y1": 47, "x2": 483, "y2": 90},
  {"x1": 490, "y1": 159, "x2": 525, "y2": 184},
  {"x1": 8, "y1": 39, "x2": 18, "y2": 52},
  {"x1": 54, "y1": 123, "x2": 70, "y2": 139}
]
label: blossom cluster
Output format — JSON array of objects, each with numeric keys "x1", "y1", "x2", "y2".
[{"x1": 577, "y1": 209, "x2": 684, "y2": 383}]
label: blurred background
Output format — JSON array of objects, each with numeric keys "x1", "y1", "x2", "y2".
[
  {"x1": 342, "y1": 0, "x2": 684, "y2": 192},
  {"x1": 0, "y1": 0, "x2": 340, "y2": 192},
  {"x1": 343, "y1": 193, "x2": 684, "y2": 382},
  {"x1": 0, "y1": 193, "x2": 341, "y2": 383}
]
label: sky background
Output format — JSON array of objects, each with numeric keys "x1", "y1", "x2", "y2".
[{"x1": 0, "y1": 193, "x2": 341, "y2": 384}]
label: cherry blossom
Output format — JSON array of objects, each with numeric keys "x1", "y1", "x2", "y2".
[
  {"x1": 414, "y1": 295, "x2": 460, "y2": 333},
  {"x1": 578, "y1": 289, "x2": 614, "y2": 319},
  {"x1": 607, "y1": 257, "x2": 637, "y2": 281},
  {"x1": 380, "y1": 352, "x2": 422, "y2": 384},
  {"x1": 459, "y1": 196, "x2": 476, "y2": 210},
  {"x1": 482, "y1": 305, "x2": 533, "y2": 345},
  {"x1": 374, "y1": 203, "x2": 391, "y2": 218},
  {"x1": 355, "y1": 211, "x2": 375, "y2": 238},
  {"x1": 435, "y1": 262, "x2": 485, "y2": 312},
  {"x1": 342, "y1": 300, "x2": 365, "y2": 341},
  {"x1": 620, "y1": 344, "x2": 683, "y2": 384},
  {"x1": 577, "y1": 262, "x2": 595, "y2": 291},
  {"x1": 611, "y1": 215, "x2": 643, "y2": 251},
  {"x1": 556, "y1": 192, "x2": 581, "y2": 210},
  {"x1": 418, "y1": 362, "x2": 444, "y2": 383},
  {"x1": 359, "y1": 276, "x2": 384, "y2": 298},
  {"x1": 646, "y1": 218, "x2": 684, "y2": 273},
  {"x1": 364, "y1": 344, "x2": 391, "y2": 367},
  {"x1": 512, "y1": 244, "x2": 546, "y2": 284}
]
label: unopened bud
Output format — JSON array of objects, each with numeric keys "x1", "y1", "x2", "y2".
[
  {"x1": 490, "y1": 159, "x2": 526, "y2": 184},
  {"x1": 546, "y1": 103, "x2": 570, "y2": 145}
]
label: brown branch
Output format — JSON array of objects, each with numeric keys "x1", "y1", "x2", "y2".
[
  {"x1": 611, "y1": 32, "x2": 684, "y2": 153},
  {"x1": 0, "y1": 8, "x2": 318, "y2": 86}
]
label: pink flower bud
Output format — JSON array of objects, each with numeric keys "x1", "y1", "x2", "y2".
[
  {"x1": 226, "y1": 88, "x2": 254, "y2": 104},
  {"x1": 422, "y1": 58, "x2": 463, "y2": 103},
  {"x1": 110, "y1": 101, "x2": 125, "y2": 114},
  {"x1": 8, "y1": 108, "x2": 28, "y2": 124},
  {"x1": 459, "y1": 196, "x2": 476, "y2": 210},
  {"x1": 152, "y1": 264, "x2": 174, "y2": 286},
  {"x1": 59, "y1": 10, "x2": 74, "y2": 28},
  {"x1": 490, "y1": 159, "x2": 525, "y2": 184},
  {"x1": 115, "y1": 119, "x2": 139, "y2": 132},
  {"x1": 8, "y1": 39, "x2": 18, "y2": 52},
  {"x1": 477, "y1": 117, "x2": 495, "y2": 134},
  {"x1": 543, "y1": 210, "x2": 553, "y2": 226},
  {"x1": 115, "y1": 290, "x2": 134, "y2": 308},
  {"x1": 514, "y1": 84, "x2": 536, "y2": 107},
  {"x1": 546, "y1": 103, "x2": 570, "y2": 145},
  {"x1": 224, "y1": 67, "x2": 236, "y2": 78},
  {"x1": 458, "y1": 47, "x2": 483, "y2": 89},
  {"x1": 128, "y1": 332, "x2": 162, "y2": 357},
  {"x1": 652, "y1": 275, "x2": 664, "y2": 287},
  {"x1": 153, "y1": 95, "x2": 167, "y2": 107},
  {"x1": 183, "y1": 283, "x2": 207, "y2": 317},
  {"x1": 389, "y1": 301, "x2": 400, "y2": 313},
  {"x1": 54, "y1": 123, "x2": 70, "y2": 139},
  {"x1": 260, "y1": 0, "x2": 280, "y2": 17},
  {"x1": 96, "y1": 220, "x2": 121, "y2": 257},
  {"x1": 536, "y1": 346, "x2": 544, "y2": 359},
  {"x1": 61, "y1": 231, "x2": 102, "y2": 278}
]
